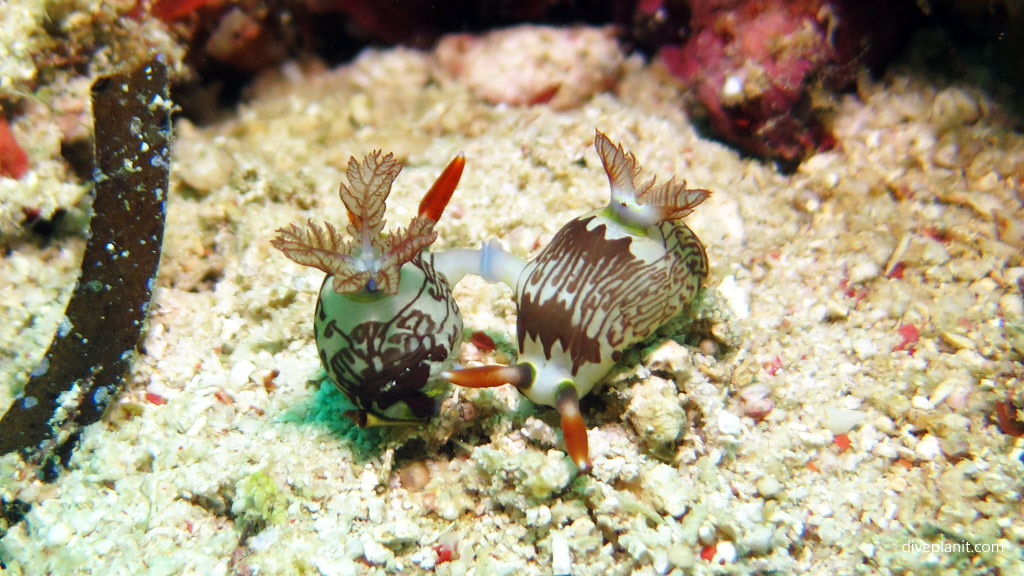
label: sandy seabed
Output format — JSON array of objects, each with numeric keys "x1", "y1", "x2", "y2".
[{"x1": 2, "y1": 21, "x2": 1023, "y2": 576}]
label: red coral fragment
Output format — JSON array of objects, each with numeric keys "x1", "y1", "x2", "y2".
[
  {"x1": 433, "y1": 544, "x2": 453, "y2": 564},
  {"x1": 833, "y1": 433, "x2": 851, "y2": 452},
  {"x1": 838, "y1": 277, "x2": 867, "y2": 302},
  {"x1": 893, "y1": 323, "x2": 920, "y2": 353},
  {"x1": 763, "y1": 355, "x2": 782, "y2": 376},
  {"x1": 214, "y1": 389, "x2": 234, "y2": 406},
  {"x1": 471, "y1": 331, "x2": 496, "y2": 352},
  {"x1": 0, "y1": 118, "x2": 29, "y2": 180},
  {"x1": 920, "y1": 226, "x2": 952, "y2": 243},
  {"x1": 893, "y1": 458, "x2": 913, "y2": 469},
  {"x1": 263, "y1": 368, "x2": 280, "y2": 391},
  {"x1": 145, "y1": 392, "x2": 168, "y2": 405},
  {"x1": 699, "y1": 544, "x2": 717, "y2": 562},
  {"x1": 21, "y1": 206, "x2": 42, "y2": 224},
  {"x1": 886, "y1": 261, "x2": 906, "y2": 279},
  {"x1": 994, "y1": 396, "x2": 1024, "y2": 437}
]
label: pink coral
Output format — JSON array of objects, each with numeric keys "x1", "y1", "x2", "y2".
[
  {"x1": 436, "y1": 25, "x2": 623, "y2": 110},
  {"x1": 657, "y1": 0, "x2": 912, "y2": 166}
]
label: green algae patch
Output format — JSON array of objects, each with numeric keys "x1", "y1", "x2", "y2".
[
  {"x1": 281, "y1": 378, "x2": 383, "y2": 460},
  {"x1": 232, "y1": 470, "x2": 288, "y2": 538}
]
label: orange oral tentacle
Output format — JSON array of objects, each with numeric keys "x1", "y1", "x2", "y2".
[
  {"x1": 442, "y1": 363, "x2": 531, "y2": 389},
  {"x1": 556, "y1": 385, "x2": 591, "y2": 472},
  {"x1": 419, "y1": 152, "x2": 465, "y2": 222}
]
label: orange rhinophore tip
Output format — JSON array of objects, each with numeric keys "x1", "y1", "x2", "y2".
[
  {"x1": 419, "y1": 152, "x2": 465, "y2": 222},
  {"x1": 442, "y1": 363, "x2": 533, "y2": 389},
  {"x1": 556, "y1": 384, "x2": 591, "y2": 473}
]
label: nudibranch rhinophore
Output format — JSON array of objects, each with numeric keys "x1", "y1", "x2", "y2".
[
  {"x1": 444, "y1": 130, "x2": 711, "y2": 472},
  {"x1": 273, "y1": 150, "x2": 466, "y2": 427}
]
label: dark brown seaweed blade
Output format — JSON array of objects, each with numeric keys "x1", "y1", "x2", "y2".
[{"x1": 0, "y1": 56, "x2": 171, "y2": 476}]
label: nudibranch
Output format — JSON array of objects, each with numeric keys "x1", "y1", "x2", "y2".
[
  {"x1": 444, "y1": 130, "x2": 710, "y2": 472},
  {"x1": 273, "y1": 150, "x2": 466, "y2": 427}
]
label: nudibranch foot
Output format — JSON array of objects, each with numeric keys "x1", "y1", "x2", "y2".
[
  {"x1": 555, "y1": 384, "x2": 591, "y2": 473},
  {"x1": 441, "y1": 363, "x2": 533, "y2": 389},
  {"x1": 345, "y1": 409, "x2": 432, "y2": 428},
  {"x1": 444, "y1": 363, "x2": 591, "y2": 471}
]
